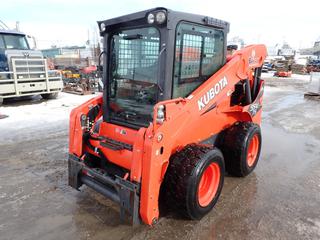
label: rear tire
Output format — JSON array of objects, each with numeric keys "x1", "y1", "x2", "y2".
[
  {"x1": 163, "y1": 144, "x2": 225, "y2": 220},
  {"x1": 41, "y1": 92, "x2": 59, "y2": 99},
  {"x1": 220, "y1": 122, "x2": 262, "y2": 177}
]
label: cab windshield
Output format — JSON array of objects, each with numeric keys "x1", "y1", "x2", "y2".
[
  {"x1": 109, "y1": 27, "x2": 160, "y2": 127},
  {"x1": 0, "y1": 34, "x2": 29, "y2": 50}
]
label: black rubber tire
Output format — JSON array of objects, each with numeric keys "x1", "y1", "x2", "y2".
[
  {"x1": 220, "y1": 122, "x2": 262, "y2": 177},
  {"x1": 163, "y1": 144, "x2": 225, "y2": 220},
  {"x1": 41, "y1": 92, "x2": 59, "y2": 99}
]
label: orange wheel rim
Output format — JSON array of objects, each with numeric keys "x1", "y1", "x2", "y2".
[
  {"x1": 247, "y1": 134, "x2": 259, "y2": 167},
  {"x1": 198, "y1": 162, "x2": 220, "y2": 207}
]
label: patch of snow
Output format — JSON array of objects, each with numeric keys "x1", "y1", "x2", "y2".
[
  {"x1": 291, "y1": 74, "x2": 312, "y2": 82},
  {"x1": 0, "y1": 92, "x2": 99, "y2": 143},
  {"x1": 262, "y1": 72, "x2": 312, "y2": 82},
  {"x1": 261, "y1": 72, "x2": 275, "y2": 78}
]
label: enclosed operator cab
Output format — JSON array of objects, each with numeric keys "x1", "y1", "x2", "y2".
[
  {"x1": 0, "y1": 29, "x2": 62, "y2": 104},
  {"x1": 98, "y1": 8, "x2": 229, "y2": 128},
  {"x1": 69, "y1": 7, "x2": 266, "y2": 226}
]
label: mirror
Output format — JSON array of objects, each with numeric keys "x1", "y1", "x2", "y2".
[{"x1": 26, "y1": 35, "x2": 37, "y2": 50}]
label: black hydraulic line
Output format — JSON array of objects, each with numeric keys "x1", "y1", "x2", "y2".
[
  {"x1": 83, "y1": 132, "x2": 96, "y2": 151},
  {"x1": 244, "y1": 79, "x2": 252, "y2": 105},
  {"x1": 256, "y1": 67, "x2": 262, "y2": 90},
  {"x1": 96, "y1": 148, "x2": 127, "y2": 177},
  {"x1": 252, "y1": 67, "x2": 262, "y2": 99},
  {"x1": 83, "y1": 131, "x2": 127, "y2": 177},
  {"x1": 252, "y1": 68, "x2": 258, "y2": 99},
  {"x1": 81, "y1": 175, "x2": 120, "y2": 203}
]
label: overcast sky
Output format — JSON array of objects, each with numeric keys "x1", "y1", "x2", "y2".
[{"x1": 1, "y1": 0, "x2": 319, "y2": 49}]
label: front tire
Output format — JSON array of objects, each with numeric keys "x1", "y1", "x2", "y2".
[
  {"x1": 163, "y1": 144, "x2": 225, "y2": 220},
  {"x1": 41, "y1": 92, "x2": 59, "y2": 99},
  {"x1": 221, "y1": 122, "x2": 262, "y2": 177}
]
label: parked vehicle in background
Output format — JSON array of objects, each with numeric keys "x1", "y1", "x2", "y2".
[
  {"x1": 0, "y1": 27, "x2": 62, "y2": 105},
  {"x1": 262, "y1": 60, "x2": 273, "y2": 72},
  {"x1": 306, "y1": 59, "x2": 320, "y2": 73}
]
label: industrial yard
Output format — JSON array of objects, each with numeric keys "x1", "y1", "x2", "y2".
[{"x1": 1, "y1": 73, "x2": 319, "y2": 240}]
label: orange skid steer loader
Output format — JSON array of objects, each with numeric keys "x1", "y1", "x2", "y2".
[{"x1": 68, "y1": 7, "x2": 267, "y2": 225}]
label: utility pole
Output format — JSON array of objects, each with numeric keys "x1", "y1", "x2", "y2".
[{"x1": 15, "y1": 21, "x2": 20, "y2": 31}]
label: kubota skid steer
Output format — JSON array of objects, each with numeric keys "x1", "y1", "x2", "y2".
[{"x1": 68, "y1": 7, "x2": 267, "y2": 225}]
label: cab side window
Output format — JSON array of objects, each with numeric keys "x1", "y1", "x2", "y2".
[{"x1": 173, "y1": 23, "x2": 224, "y2": 98}]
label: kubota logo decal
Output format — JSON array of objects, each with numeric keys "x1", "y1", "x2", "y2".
[{"x1": 198, "y1": 77, "x2": 228, "y2": 110}]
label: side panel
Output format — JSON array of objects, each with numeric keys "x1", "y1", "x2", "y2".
[
  {"x1": 98, "y1": 122, "x2": 144, "y2": 170},
  {"x1": 69, "y1": 95, "x2": 103, "y2": 156},
  {"x1": 0, "y1": 84, "x2": 15, "y2": 94},
  {"x1": 139, "y1": 45, "x2": 267, "y2": 225},
  {"x1": 130, "y1": 128, "x2": 146, "y2": 182}
]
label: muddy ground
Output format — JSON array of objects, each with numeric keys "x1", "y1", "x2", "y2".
[{"x1": 0, "y1": 74, "x2": 320, "y2": 240}]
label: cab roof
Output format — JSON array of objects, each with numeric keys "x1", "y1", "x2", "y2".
[
  {"x1": 0, "y1": 29, "x2": 25, "y2": 35},
  {"x1": 97, "y1": 7, "x2": 229, "y2": 35}
]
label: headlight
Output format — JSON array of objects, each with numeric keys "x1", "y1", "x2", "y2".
[
  {"x1": 156, "y1": 105, "x2": 165, "y2": 124},
  {"x1": 100, "y1": 23, "x2": 106, "y2": 32},
  {"x1": 156, "y1": 11, "x2": 166, "y2": 24},
  {"x1": 147, "y1": 13, "x2": 155, "y2": 24}
]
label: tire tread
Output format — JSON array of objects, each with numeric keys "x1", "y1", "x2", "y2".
[
  {"x1": 164, "y1": 144, "x2": 213, "y2": 218},
  {"x1": 221, "y1": 122, "x2": 261, "y2": 177}
]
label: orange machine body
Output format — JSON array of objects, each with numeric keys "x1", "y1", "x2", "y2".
[{"x1": 69, "y1": 44, "x2": 267, "y2": 225}]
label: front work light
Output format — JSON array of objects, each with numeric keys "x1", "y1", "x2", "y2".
[
  {"x1": 156, "y1": 11, "x2": 166, "y2": 24},
  {"x1": 147, "y1": 13, "x2": 155, "y2": 24},
  {"x1": 156, "y1": 105, "x2": 165, "y2": 124},
  {"x1": 100, "y1": 23, "x2": 106, "y2": 32}
]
